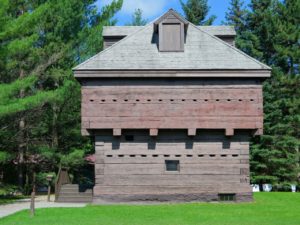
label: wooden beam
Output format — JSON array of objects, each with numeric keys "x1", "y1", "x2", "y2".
[
  {"x1": 252, "y1": 128, "x2": 263, "y2": 136},
  {"x1": 225, "y1": 128, "x2": 234, "y2": 136},
  {"x1": 188, "y1": 129, "x2": 196, "y2": 136},
  {"x1": 113, "y1": 129, "x2": 121, "y2": 136},
  {"x1": 149, "y1": 129, "x2": 158, "y2": 136}
]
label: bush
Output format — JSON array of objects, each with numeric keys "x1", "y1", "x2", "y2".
[
  {"x1": 272, "y1": 183, "x2": 296, "y2": 192},
  {"x1": 0, "y1": 184, "x2": 19, "y2": 196}
]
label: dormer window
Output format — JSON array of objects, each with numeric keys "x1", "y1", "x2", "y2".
[{"x1": 154, "y1": 9, "x2": 189, "y2": 52}]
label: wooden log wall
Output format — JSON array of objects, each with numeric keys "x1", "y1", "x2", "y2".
[
  {"x1": 93, "y1": 130, "x2": 252, "y2": 202},
  {"x1": 81, "y1": 79, "x2": 263, "y2": 136}
]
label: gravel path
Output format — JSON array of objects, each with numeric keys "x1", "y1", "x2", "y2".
[{"x1": 0, "y1": 196, "x2": 87, "y2": 218}]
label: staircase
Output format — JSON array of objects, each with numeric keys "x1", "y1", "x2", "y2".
[{"x1": 56, "y1": 184, "x2": 93, "y2": 203}]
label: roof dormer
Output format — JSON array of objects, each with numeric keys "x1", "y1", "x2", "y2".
[{"x1": 154, "y1": 9, "x2": 189, "y2": 52}]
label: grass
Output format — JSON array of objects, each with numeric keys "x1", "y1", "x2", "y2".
[{"x1": 0, "y1": 193, "x2": 300, "y2": 225}]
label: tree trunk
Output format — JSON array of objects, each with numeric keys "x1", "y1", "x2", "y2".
[
  {"x1": 51, "y1": 81, "x2": 60, "y2": 149},
  {"x1": 18, "y1": 69, "x2": 25, "y2": 189},
  {"x1": 51, "y1": 103, "x2": 59, "y2": 149}
]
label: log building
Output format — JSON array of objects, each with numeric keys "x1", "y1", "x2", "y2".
[{"x1": 74, "y1": 9, "x2": 271, "y2": 202}]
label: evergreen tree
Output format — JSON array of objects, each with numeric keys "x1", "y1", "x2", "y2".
[
  {"x1": 0, "y1": 0, "x2": 122, "y2": 191},
  {"x1": 126, "y1": 8, "x2": 148, "y2": 26},
  {"x1": 180, "y1": 0, "x2": 216, "y2": 25},
  {"x1": 225, "y1": 0, "x2": 300, "y2": 186},
  {"x1": 224, "y1": 0, "x2": 247, "y2": 31}
]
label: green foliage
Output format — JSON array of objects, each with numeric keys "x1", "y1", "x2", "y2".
[
  {"x1": 180, "y1": 0, "x2": 216, "y2": 25},
  {"x1": 0, "y1": 184, "x2": 19, "y2": 196},
  {"x1": 126, "y1": 8, "x2": 148, "y2": 26},
  {"x1": 60, "y1": 149, "x2": 85, "y2": 170},
  {"x1": 0, "y1": 0, "x2": 122, "y2": 192},
  {"x1": 0, "y1": 151, "x2": 12, "y2": 165},
  {"x1": 225, "y1": 0, "x2": 300, "y2": 185},
  {"x1": 36, "y1": 172, "x2": 56, "y2": 187}
]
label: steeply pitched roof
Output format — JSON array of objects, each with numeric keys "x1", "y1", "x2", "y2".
[{"x1": 74, "y1": 10, "x2": 270, "y2": 71}]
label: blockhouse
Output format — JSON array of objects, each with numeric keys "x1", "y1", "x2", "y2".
[{"x1": 74, "y1": 9, "x2": 271, "y2": 203}]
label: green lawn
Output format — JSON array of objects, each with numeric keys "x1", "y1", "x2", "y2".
[{"x1": 1, "y1": 193, "x2": 299, "y2": 225}]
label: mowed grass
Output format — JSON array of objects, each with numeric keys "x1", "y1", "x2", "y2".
[{"x1": 1, "y1": 193, "x2": 300, "y2": 225}]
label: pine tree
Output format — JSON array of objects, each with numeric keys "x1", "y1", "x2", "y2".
[
  {"x1": 224, "y1": 0, "x2": 247, "y2": 31},
  {"x1": 126, "y1": 8, "x2": 148, "y2": 26},
  {"x1": 0, "y1": 0, "x2": 123, "y2": 191},
  {"x1": 180, "y1": 0, "x2": 216, "y2": 25},
  {"x1": 225, "y1": 0, "x2": 300, "y2": 186}
]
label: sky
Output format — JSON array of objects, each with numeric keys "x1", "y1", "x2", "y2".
[{"x1": 97, "y1": 0, "x2": 251, "y2": 25}]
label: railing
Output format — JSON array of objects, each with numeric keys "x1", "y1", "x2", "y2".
[{"x1": 55, "y1": 166, "x2": 71, "y2": 201}]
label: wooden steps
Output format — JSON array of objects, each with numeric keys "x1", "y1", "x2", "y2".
[{"x1": 56, "y1": 184, "x2": 93, "y2": 203}]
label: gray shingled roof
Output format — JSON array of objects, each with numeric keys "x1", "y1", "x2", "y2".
[
  {"x1": 74, "y1": 11, "x2": 270, "y2": 71},
  {"x1": 103, "y1": 25, "x2": 236, "y2": 37}
]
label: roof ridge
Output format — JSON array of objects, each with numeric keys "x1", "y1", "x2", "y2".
[{"x1": 190, "y1": 23, "x2": 271, "y2": 70}]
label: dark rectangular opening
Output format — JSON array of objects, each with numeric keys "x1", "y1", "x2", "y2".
[
  {"x1": 125, "y1": 135, "x2": 134, "y2": 141},
  {"x1": 165, "y1": 160, "x2": 179, "y2": 171},
  {"x1": 218, "y1": 193, "x2": 236, "y2": 201}
]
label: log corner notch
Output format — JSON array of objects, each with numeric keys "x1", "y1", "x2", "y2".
[
  {"x1": 225, "y1": 128, "x2": 234, "y2": 137},
  {"x1": 252, "y1": 128, "x2": 263, "y2": 136},
  {"x1": 188, "y1": 128, "x2": 197, "y2": 136},
  {"x1": 150, "y1": 129, "x2": 158, "y2": 136},
  {"x1": 113, "y1": 129, "x2": 122, "y2": 136}
]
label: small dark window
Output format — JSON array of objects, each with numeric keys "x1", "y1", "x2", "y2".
[
  {"x1": 165, "y1": 160, "x2": 179, "y2": 171},
  {"x1": 125, "y1": 135, "x2": 134, "y2": 141},
  {"x1": 219, "y1": 194, "x2": 236, "y2": 201}
]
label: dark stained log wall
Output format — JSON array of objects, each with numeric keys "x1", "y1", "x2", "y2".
[
  {"x1": 81, "y1": 79, "x2": 263, "y2": 135},
  {"x1": 93, "y1": 130, "x2": 252, "y2": 202}
]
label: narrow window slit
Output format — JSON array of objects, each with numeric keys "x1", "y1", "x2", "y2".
[
  {"x1": 101, "y1": 99, "x2": 106, "y2": 102},
  {"x1": 90, "y1": 99, "x2": 94, "y2": 102},
  {"x1": 186, "y1": 155, "x2": 193, "y2": 157},
  {"x1": 152, "y1": 155, "x2": 159, "y2": 157},
  {"x1": 113, "y1": 99, "x2": 117, "y2": 102},
  {"x1": 193, "y1": 99, "x2": 197, "y2": 102},
  {"x1": 221, "y1": 154, "x2": 227, "y2": 157},
  {"x1": 232, "y1": 154, "x2": 239, "y2": 157},
  {"x1": 175, "y1": 155, "x2": 181, "y2": 157},
  {"x1": 141, "y1": 155, "x2": 147, "y2": 157},
  {"x1": 129, "y1": 155, "x2": 136, "y2": 158},
  {"x1": 164, "y1": 155, "x2": 170, "y2": 157},
  {"x1": 118, "y1": 155, "x2": 124, "y2": 157},
  {"x1": 106, "y1": 155, "x2": 113, "y2": 157},
  {"x1": 209, "y1": 154, "x2": 216, "y2": 157},
  {"x1": 198, "y1": 154, "x2": 204, "y2": 157}
]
